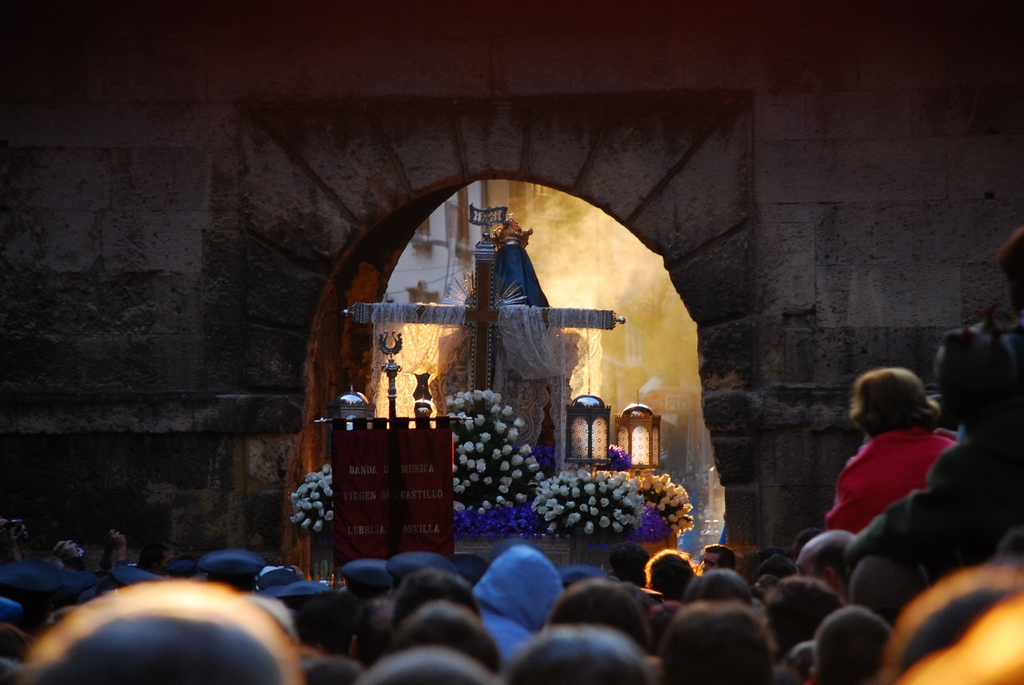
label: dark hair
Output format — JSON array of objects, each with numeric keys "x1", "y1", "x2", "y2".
[
  {"x1": 0, "y1": 624, "x2": 31, "y2": 660},
  {"x1": 354, "y1": 596, "x2": 395, "y2": 667},
  {"x1": 295, "y1": 591, "x2": 361, "y2": 655},
  {"x1": 138, "y1": 545, "x2": 169, "y2": 572},
  {"x1": 32, "y1": 616, "x2": 291, "y2": 685},
  {"x1": 751, "y1": 555, "x2": 798, "y2": 583},
  {"x1": 998, "y1": 225, "x2": 1024, "y2": 311},
  {"x1": 792, "y1": 528, "x2": 824, "y2": 560},
  {"x1": 814, "y1": 606, "x2": 891, "y2": 685},
  {"x1": 765, "y1": 577, "x2": 842, "y2": 658},
  {"x1": 301, "y1": 655, "x2": 364, "y2": 685},
  {"x1": 702, "y1": 544, "x2": 736, "y2": 569},
  {"x1": 659, "y1": 601, "x2": 772, "y2": 685},
  {"x1": 683, "y1": 569, "x2": 752, "y2": 605},
  {"x1": 355, "y1": 646, "x2": 499, "y2": 685},
  {"x1": 391, "y1": 568, "x2": 477, "y2": 629},
  {"x1": 608, "y1": 542, "x2": 650, "y2": 586},
  {"x1": 387, "y1": 601, "x2": 499, "y2": 672},
  {"x1": 508, "y1": 625, "x2": 656, "y2": 685},
  {"x1": 644, "y1": 550, "x2": 695, "y2": 601},
  {"x1": 850, "y1": 368, "x2": 940, "y2": 437},
  {"x1": 547, "y1": 578, "x2": 650, "y2": 651}
]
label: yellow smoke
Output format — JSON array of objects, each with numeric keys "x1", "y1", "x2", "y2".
[{"x1": 485, "y1": 182, "x2": 702, "y2": 408}]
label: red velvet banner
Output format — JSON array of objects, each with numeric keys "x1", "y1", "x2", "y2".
[
  {"x1": 394, "y1": 428, "x2": 454, "y2": 555},
  {"x1": 331, "y1": 422, "x2": 454, "y2": 564},
  {"x1": 332, "y1": 428, "x2": 391, "y2": 563}
]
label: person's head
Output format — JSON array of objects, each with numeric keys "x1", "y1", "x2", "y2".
[
  {"x1": 813, "y1": 606, "x2": 891, "y2": 685},
  {"x1": 781, "y1": 641, "x2": 815, "y2": 683},
  {"x1": 138, "y1": 545, "x2": 172, "y2": 574},
  {"x1": 765, "y1": 576, "x2": 842, "y2": 659},
  {"x1": 889, "y1": 591, "x2": 1024, "y2": 685},
  {"x1": 848, "y1": 556, "x2": 927, "y2": 626},
  {"x1": 994, "y1": 523, "x2": 1024, "y2": 558},
  {"x1": 386, "y1": 601, "x2": 499, "y2": 672},
  {"x1": 354, "y1": 596, "x2": 394, "y2": 667},
  {"x1": 508, "y1": 625, "x2": 656, "y2": 685},
  {"x1": 659, "y1": 601, "x2": 773, "y2": 685},
  {"x1": 392, "y1": 568, "x2": 477, "y2": 629},
  {"x1": 608, "y1": 542, "x2": 649, "y2": 586},
  {"x1": 849, "y1": 368, "x2": 940, "y2": 438},
  {"x1": 683, "y1": 569, "x2": 752, "y2": 605},
  {"x1": 354, "y1": 646, "x2": 499, "y2": 685},
  {"x1": 23, "y1": 582, "x2": 300, "y2": 685},
  {"x1": 795, "y1": 531, "x2": 854, "y2": 603},
  {"x1": 792, "y1": 528, "x2": 824, "y2": 560},
  {"x1": 301, "y1": 655, "x2": 364, "y2": 685},
  {"x1": 878, "y1": 565, "x2": 1024, "y2": 682},
  {"x1": 0, "y1": 623, "x2": 31, "y2": 660},
  {"x1": 547, "y1": 577, "x2": 650, "y2": 651},
  {"x1": 294, "y1": 590, "x2": 361, "y2": 655},
  {"x1": 752, "y1": 554, "x2": 798, "y2": 584},
  {"x1": 700, "y1": 544, "x2": 736, "y2": 572},
  {"x1": 644, "y1": 550, "x2": 695, "y2": 601},
  {"x1": 998, "y1": 225, "x2": 1024, "y2": 312},
  {"x1": 935, "y1": 317, "x2": 1018, "y2": 422}
]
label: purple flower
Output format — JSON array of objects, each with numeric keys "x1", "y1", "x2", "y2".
[
  {"x1": 607, "y1": 445, "x2": 632, "y2": 471},
  {"x1": 454, "y1": 500, "x2": 548, "y2": 539},
  {"x1": 529, "y1": 445, "x2": 559, "y2": 473},
  {"x1": 626, "y1": 503, "x2": 673, "y2": 543}
]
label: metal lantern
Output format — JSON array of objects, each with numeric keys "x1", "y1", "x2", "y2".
[
  {"x1": 327, "y1": 387, "x2": 374, "y2": 429},
  {"x1": 614, "y1": 402, "x2": 661, "y2": 469},
  {"x1": 565, "y1": 394, "x2": 611, "y2": 467}
]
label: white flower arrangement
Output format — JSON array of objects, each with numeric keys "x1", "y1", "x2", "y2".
[
  {"x1": 532, "y1": 469, "x2": 644, "y2": 535},
  {"x1": 634, "y1": 471, "x2": 694, "y2": 535},
  {"x1": 447, "y1": 389, "x2": 542, "y2": 512},
  {"x1": 289, "y1": 464, "x2": 333, "y2": 533}
]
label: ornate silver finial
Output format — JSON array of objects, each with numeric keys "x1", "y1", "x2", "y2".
[{"x1": 378, "y1": 332, "x2": 403, "y2": 420}]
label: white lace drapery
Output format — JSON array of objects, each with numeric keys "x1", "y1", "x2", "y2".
[
  {"x1": 369, "y1": 303, "x2": 466, "y2": 419},
  {"x1": 366, "y1": 302, "x2": 603, "y2": 470}
]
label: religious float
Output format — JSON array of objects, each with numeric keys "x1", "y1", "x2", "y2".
[{"x1": 297, "y1": 206, "x2": 693, "y2": 582}]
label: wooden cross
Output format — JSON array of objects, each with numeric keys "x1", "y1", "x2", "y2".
[{"x1": 344, "y1": 209, "x2": 624, "y2": 392}]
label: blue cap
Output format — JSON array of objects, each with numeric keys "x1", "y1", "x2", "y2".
[
  {"x1": 447, "y1": 553, "x2": 490, "y2": 585},
  {"x1": 386, "y1": 552, "x2": 458, "y2": 582},
  {"x1": 0, "y1": 597, "x2": 23, "y2": 625},
  {"x1": 277, "y1": 580, "x2": 332, "y2": 599},
  {"x1": 52, "y1": 569, "x2": 96, "y2": 605},
  {"x1": 340, "y1": 559, "x2": 392, "y2": 592},
  {"x1": 110, "y1": 565, "x2": 163, "y2": 587},
  {"x1": 277, "y1": 580, "x2": 332, "y2": 609},
  {"x1": 257, "y1": 567, "x2": 301, "y2": 590},
  {"x1": 197, "y1": 549, "x2": 264, "y2": 577},
  {"x1": 558, "y1": 564, "x2": 608, "y2": 586},
  {"x1": 0, "y1": 558, "x2": 63, "y2": 594},
  {"x1": 166, "y1": 558, "x2": 198, "y2": 578},
  {"x1": 256, "y1": 584, "x2": 292, "y2": 599}
]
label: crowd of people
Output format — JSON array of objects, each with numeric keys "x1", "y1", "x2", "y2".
[{"x1": 1, "y1": 225, "x2": 1023, "y2": 685}]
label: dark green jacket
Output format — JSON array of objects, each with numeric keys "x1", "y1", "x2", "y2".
[{"x1": 845, "y1": 397, "x2": 1024, "y2": 577}]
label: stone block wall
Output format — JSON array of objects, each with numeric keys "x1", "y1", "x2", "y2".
[{"x1": 2, "y1": 1, "x2": 1022, "y2": 558}]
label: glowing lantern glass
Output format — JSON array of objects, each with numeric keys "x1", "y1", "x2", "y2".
[
  {"x1": 614, "y1": 402, "x2": 661, "y2": 469},
  {"x1": 565, "y1": 394, "x2": 611, "y2": 467}
]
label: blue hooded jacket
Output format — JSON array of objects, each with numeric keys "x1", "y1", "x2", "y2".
[{"x1": 472, "y1": 544, "x2": 563, "y2": 662}]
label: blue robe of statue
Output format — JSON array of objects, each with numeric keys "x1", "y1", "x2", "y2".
[{"x1": 495, "y1": 243, "x2": 549, "y2": 308}]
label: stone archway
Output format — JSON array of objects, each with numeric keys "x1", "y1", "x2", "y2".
[{"x1": 237, "y1": 93, "x2": 760, "y2": 561}]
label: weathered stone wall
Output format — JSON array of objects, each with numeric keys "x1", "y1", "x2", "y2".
[{"x1": 1, "y1": 1, "x2": 1022, "y2": 558}]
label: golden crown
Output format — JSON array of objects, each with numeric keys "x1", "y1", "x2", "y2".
[{"x1": 490, "y1": 214, "x2": 533, "y2": 249}]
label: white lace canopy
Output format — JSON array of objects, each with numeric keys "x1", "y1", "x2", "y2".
[{"x1": 367, "y1": 302, "x2": 603, "y2": 469}]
